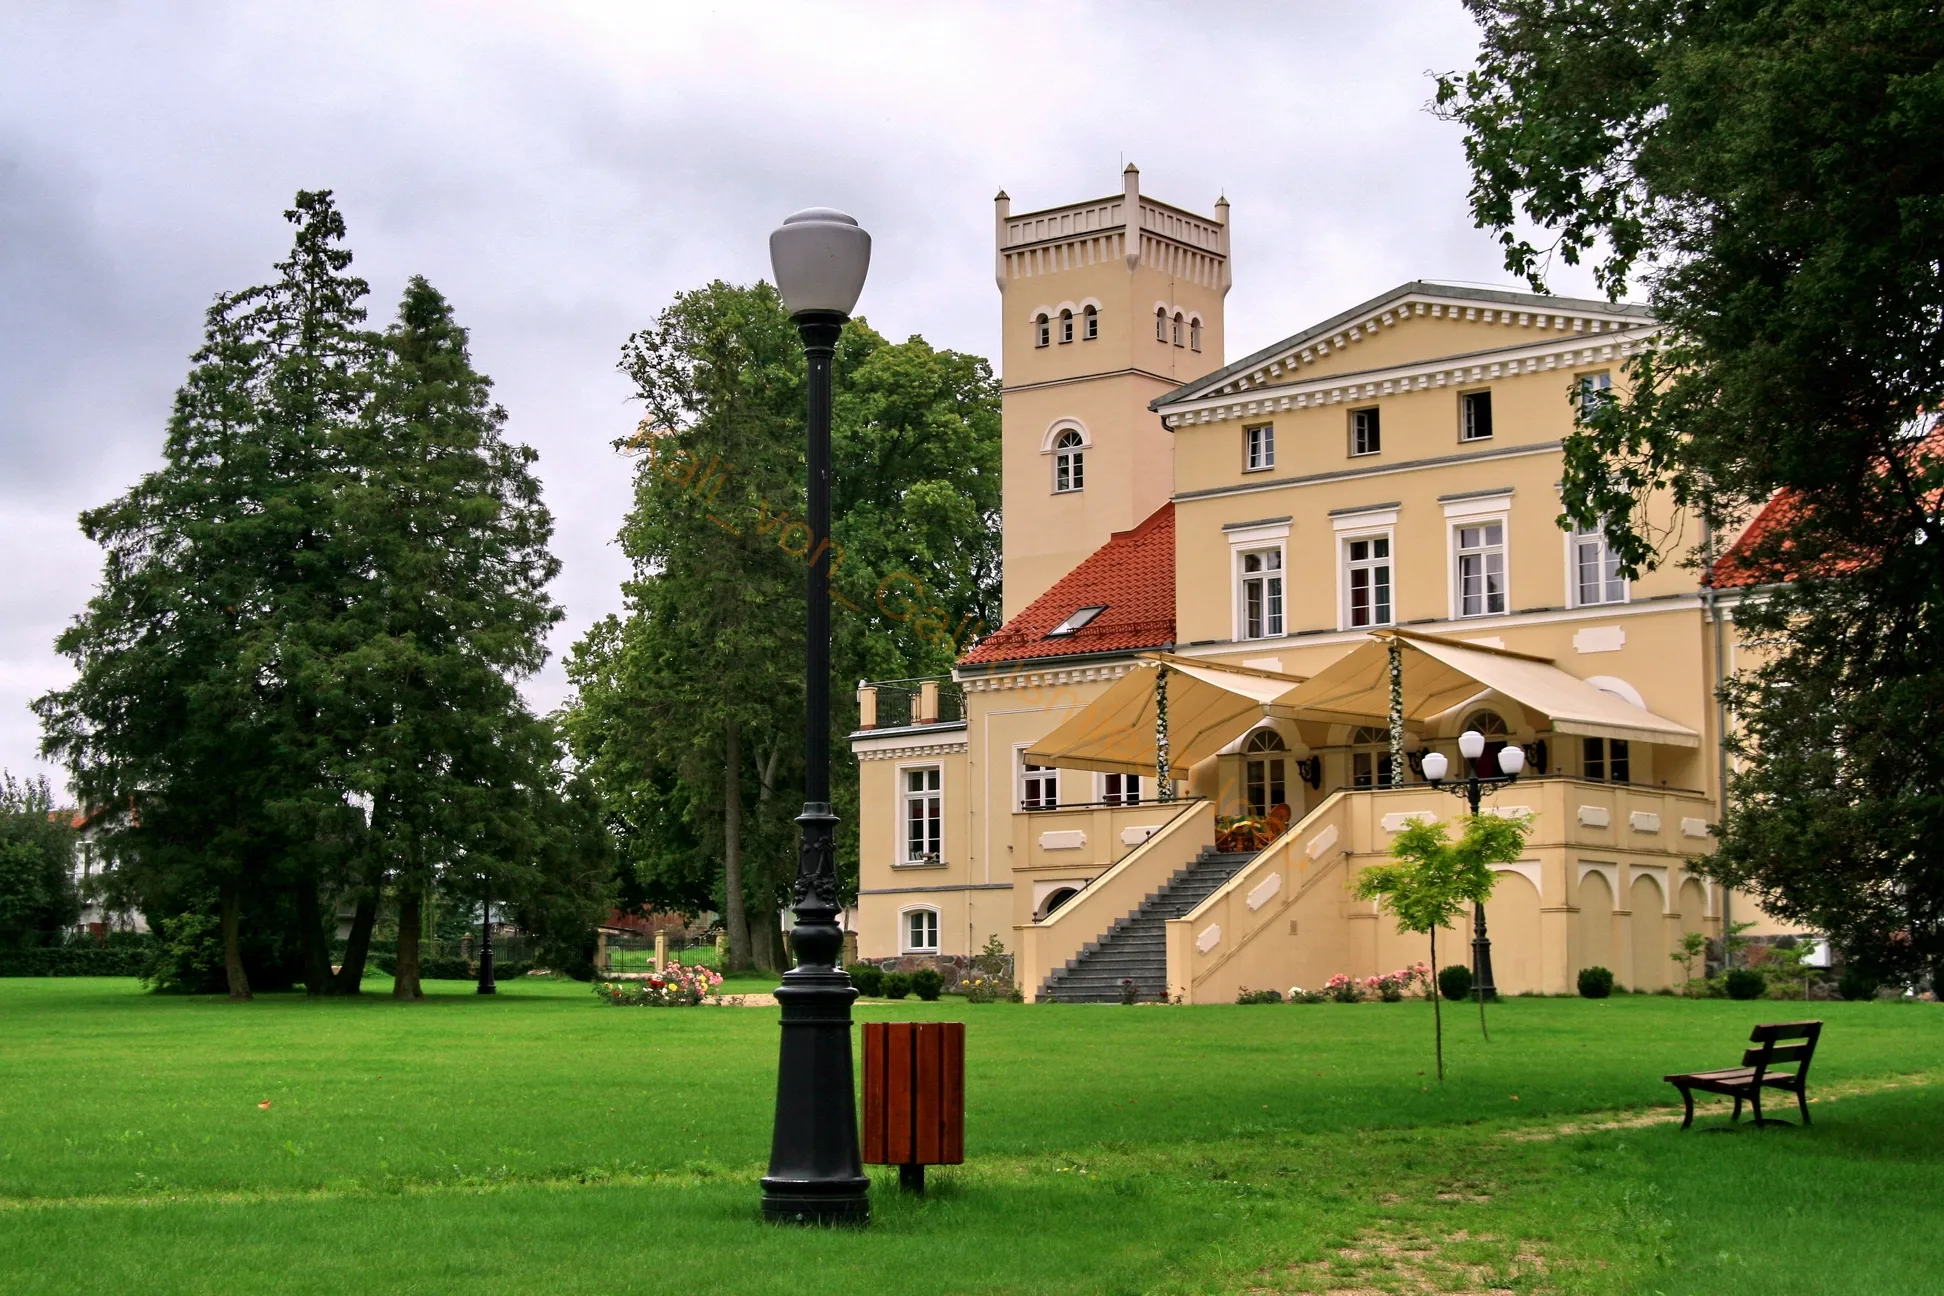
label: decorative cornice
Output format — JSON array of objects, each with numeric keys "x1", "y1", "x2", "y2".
[
  {"x1": 1159, "y1": 325, "x2": 1656, "y2": 427},
  {"x1": 852, "y1": 734, "x2": 970, "y2": 761},
  {"x1": 956, "y1": 660, "x2": 1138, "y2": 693}
]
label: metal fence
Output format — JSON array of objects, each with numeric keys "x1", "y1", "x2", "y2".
[
  {"x1": 601, "y1": 930, "x2": 721, "y2": 973},
  {"x1": 867, "y1": 677, "x2": 966, "y2": 729}
]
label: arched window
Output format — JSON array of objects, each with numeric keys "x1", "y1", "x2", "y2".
[
  {"x1": 1083, "y1": 305, "x2": 1098, "y2": 340},
  {"x1": 1461, "y1": 710, "x2": 1510, "y2": 778},
  {"x1": 1189, "y1": 318, "x2": 1203, "y2": 351},
  {"x1": 1156, "y1": 307, "x2": 1168, "y2": 342},
  {"x1": 1038, "y1": 887, "x2": 1079, "y2": 920},
  {"x1": 901, "y1": 907, "x2": 940, "y2": 953},
  {"x1": 1035, "y1": 314, "x2": 1050, "y2": 348},
  {"x1": 1054, "y1": 429, "x2": 1084, "y2": 493},
  {"x1": 1059, "y1": 308, "x2": 1074, "y2": 344},
  {"x1": 1172, "y1": 312, "x2": 1186, "y2": 347},
  {"x1": 1243, "y1": 729, "x2": 1287, "y2": 817}
]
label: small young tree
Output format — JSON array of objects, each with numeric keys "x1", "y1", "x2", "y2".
[
  {"x1": 1354, "y1": 813, "x2": 1529, "y2": 1081},
  {"x1": 1670, "y1": 930, "x2": 1708, "y2": 992}
]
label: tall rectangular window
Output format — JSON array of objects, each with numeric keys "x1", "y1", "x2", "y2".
[
  {"x1": 1573, "y1": 524, "x2": 1625, "y2": 605},
  {"x1": 1351, "y1": 407, "x2": 1382, "y2": 456},
  {"x1": 1461, "y1": 390, "x2": 1494, "y2": 441},
  {"x1": 1345, "y1": 535, "x2": 1392, "y2": 628},
  {"x1": 1240, "y1": 548, "x2": 1284, "y2": 639},
  {"x1": 1456, "y1": 521, "x2": 1507, "y2": 617},
  {"x1": 1020, "y1": 761, "x2": 1059, "y2": 810},
  {"x1": 1582, "y1": 737, "x2": 1630, "y2": 783},
  {"x1": 1101, "y1": 773, "x2": 1142, "y2": 806},
  {"x1": 1244, "y1": 759, "x2": 1286, "y2": 816},
  {"x1": 1245, "y1": 423, "x2": 1275, "y2": 471},
  {"x1": 1579, "y1": 371, "x2": 1613, "y2": 410},
  {"x1": 903, "y1": 767, "x2": 941, "y2": 863}
]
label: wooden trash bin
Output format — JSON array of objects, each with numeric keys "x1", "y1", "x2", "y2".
[{"x1": 861, "y1": 1021, "x2": 964, "y2": 1194}]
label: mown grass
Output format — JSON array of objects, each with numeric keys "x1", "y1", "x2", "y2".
[{"x1": 0, "y1": 978, "x2": 1936, "y2": 1294}]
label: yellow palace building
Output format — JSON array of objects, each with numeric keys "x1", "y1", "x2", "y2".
[{"x1": 851, "y1": 166, "x2": 1780, "y2": 1002}]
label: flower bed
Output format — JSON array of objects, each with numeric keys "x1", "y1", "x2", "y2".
[
  {"x1": 593, "y1": 964, "x2": 724, "y2": 1006},
  {"x1": 1290, "y1": 963, "x2": 1432, "y2": 1004}
]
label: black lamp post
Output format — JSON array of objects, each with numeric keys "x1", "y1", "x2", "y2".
[
  {"x1": 760, "y1": 207, "x2": 872, "y2": 1227},
  {"x1": 1420, "y1": 730, "x2": 1526, "y2": 1003},
  {"x1": 476, "y1": 878, "x2": 496, "y2": 996}
]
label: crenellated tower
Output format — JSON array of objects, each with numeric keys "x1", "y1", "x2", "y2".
[{"x1": 995, "y1": 164, "x2": 1230, "y2": 619}]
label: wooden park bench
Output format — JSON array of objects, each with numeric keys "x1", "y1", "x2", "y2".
[{"x1": 1664, "y1": 1020, "x2": 1822, "y2": 1130}]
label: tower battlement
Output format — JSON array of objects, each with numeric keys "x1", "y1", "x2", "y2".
[{"x1": 996, "y1": 166, "x2": 1230, "y2": 294}]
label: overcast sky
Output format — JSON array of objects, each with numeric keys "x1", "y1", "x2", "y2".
[{"x1": 0, "y1": 2, "x2": 1610, "y2": 794}]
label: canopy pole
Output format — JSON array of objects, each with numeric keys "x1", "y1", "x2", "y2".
[
  {"x1": 1154, "y1": 666, "x2": 1174, "y2": 802},
  {"x1": 1387, "y1": 637, "x2": 1405, "y2": 786}
]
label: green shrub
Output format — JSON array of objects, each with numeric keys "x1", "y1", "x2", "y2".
[
  {"x1": 846, "y1": 962, "x2": 883, "y2": 996},
  {"x1": 910, "y1": 968, "x2": 944, "y2": 1001},
  {"x1": 1438, "y1": 964, "x2": 1473, "y2": 1001},
  {"x1": 1235, "y1": 987, "x2": 1283, "y2": 1004},
  {"x1": 0, "y1": 941, "x2": 155, "y2": 977},
  {"x1": 1838, "y1": 967, "x2": 1882, "y2": 1001},
  {"x1": 1577, "y1": 965, "x2": 1615, "y2": 998},
  {"x1": 1725, "y1": 967, "x2": 1766, "y2": 1000},
  {"x1": 882, "y1": 972, "x2": 911, "y2": 1000}
]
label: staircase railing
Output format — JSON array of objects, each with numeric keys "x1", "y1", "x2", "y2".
[
  {"x1": 1164, "y1": 791, "x2": 1358, "y2": 1004},
  {"x1": 1016, "y1": 798, "x2": 1213, "y2": 1003}
]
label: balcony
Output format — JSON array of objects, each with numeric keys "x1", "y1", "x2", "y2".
[{"x1": 854, "y1": 676, "x2": 966, "y2": 732}]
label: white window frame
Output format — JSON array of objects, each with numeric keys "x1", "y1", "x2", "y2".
[
  {"x1": 1460, "y1": 388, "x2": 1493, "y2": 442},
  {"x1": 1567, "y1": 522, "x2": 1628, "y2": 607},
  {"x1": 1331, "y1": 507, "x2": 1397, "y2": 632},
  {"x1": 1017, "y1": 748, "x2": 1059, "y2": 811},
  {"x1": 1034, "y1": 314, "x2": 1050, "y2": 348},
  {"x1": 1155, "y1": 308, "x2": 1167, "y2": 342},
  {"x1": 1350, "y1": 406, "x2": 1381, "y2": 457},
  {"x1": 1098, "y1": 772, "x2": 1142, "y2": 806},
  {"x1": 1342, "y1": 531, "x2": 1395, "y2": 630},
  {"x1": 1059, "y1": 309, "x2": 1074, "y2": 344},
  {"x1": 1238, "y1": 548, "x2": 1284, "y2": 641},
  {"x1": 899, "y1": 906, "x2": 941, "y2": 954},
  {"x1": 1053, "y1": 430, "x2": 1084, "y2": 493},
  {"x1": 1578, "y1": 370, "x2": 1613, "y2": 411},
  {"x1": 898, "y1": 763, "x2": 942, "y2": 866},
  {"x1": 1244, "y1": 423, "x2": 1275, "y2": 472},
  {"x1": 1443, "y1": 493, "x2": 1513, "y2": 620},
  {"x1": 1189, "y1": 317, "x2": 1203, "y2": 352},
  {"x1": 1083, "y1": 305, "x2": 1098, "y2": 340},
  {"x1": 1172, "y1": 312, "x2": 1186, "y2": 347},
  {"x1": 1226, "y1": 520, "x2": 1291, "y2": 643}
]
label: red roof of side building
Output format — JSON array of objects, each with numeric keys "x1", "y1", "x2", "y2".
[{"x1": 958, "y1": 502, "x2": 1175, "y2": 667}]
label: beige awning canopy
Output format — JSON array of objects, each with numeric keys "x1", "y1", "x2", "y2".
[
  {"x1": 1022, "y1": 654, "x2": 1307, "y2": 779},
  {"x1": 1280, "y1": 628, "x2": 1701, "y2": 748}
]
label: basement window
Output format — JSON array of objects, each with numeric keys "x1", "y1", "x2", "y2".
[{"x1": 1046, "y1": 605, "x2": 1106, "y2": 637}]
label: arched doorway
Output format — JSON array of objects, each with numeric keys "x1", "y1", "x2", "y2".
[
  {"x1": 1243, "y1": 729, "x2": 1288, "y2": 817},
  {"x1": 1462, "y1": 709, "x2": 1510, "y2": 778}
]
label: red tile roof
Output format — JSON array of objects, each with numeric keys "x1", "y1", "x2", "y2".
[{"x1": 959, "y1": 503, "x2": 1175, "y2": 667}]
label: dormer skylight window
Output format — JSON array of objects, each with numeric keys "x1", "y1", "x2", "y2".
[{"x1": 1046, "y1": 605, "x2": 1106, "y2": 637}]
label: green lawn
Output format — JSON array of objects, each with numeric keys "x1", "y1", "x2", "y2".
[{"x1": 0, "y1": 979, "x2": 1936, "y2": 1295}]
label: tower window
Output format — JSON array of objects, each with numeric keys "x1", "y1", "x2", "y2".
[
  {"x1": 1083, "y1": 305, "x2": 1098, "y2": 340},
  {"x1": 1461, "y1": 390, "x2": 1493, "y2": 441},
  {"x1": 1035, "y1": 314, "x2": 1050, "y2": 348},
  {"x1": 1059, "y1": 309, "x2": 1074, "y2": 344},
  {"x1": 1156, "y1": 308, "x2": 1167, "y2": 342},
  {"x1": 1351, "y1": 407, "x2": 1381, "y2": 456},
  {"x1": 1190, "y1": 318, "x2": 1203, "y2": 351},
  {"x1": 1239, "y1": 548, "x2": 1284, "y2": 639},
  {"x1": 1172, "y1": 312, "x2": 1185, "y2": 347},
  {"x1": 1054, "y1": 429, "x2": 1084, "y2": 493}
]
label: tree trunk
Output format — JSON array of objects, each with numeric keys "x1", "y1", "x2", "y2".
[
  {"x1": 296, "y1": 876, "x2": 331, "y2": 996},
  {"x1": 1431, "y1": 927, "x2": 1443, "y2": 1083},
  {"x1": 750, "y1": 738, "x2": 787, "y2": 976},
  {"x1": 722, "y1": 716, "x2": 751, "y2": 972},
  {"x1": 221, "y1": 878, "x2": 251, "y2": 1001},
  {"x1": 333, "y1": 886, "x2": 380, "y2": 995},
  {"x1": 394, "y1": 887, "x2": 424, "y2": 1000}
]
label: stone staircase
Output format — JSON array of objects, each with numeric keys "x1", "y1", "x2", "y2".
[{"x1": 1039, "y1": 848, "x2": 1256, "y2": 1003}]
